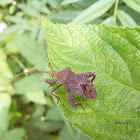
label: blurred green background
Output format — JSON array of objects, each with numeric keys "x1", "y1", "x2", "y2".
[{"x1": 0, "y1": 0, "x2": 139, "y2": 140}]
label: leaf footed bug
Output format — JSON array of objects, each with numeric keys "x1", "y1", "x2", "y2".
[{"x1": 16, "y1": 38, "x2": 97, "y2": 110}]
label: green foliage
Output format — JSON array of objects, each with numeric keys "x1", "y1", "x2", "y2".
[
  {"x1": 71, "y1": 0, "x2": 115, "y2": 24},
  {"x1": 117, "y1": 10, "x2": 137, "y2": 27},
  {"x1": 0, "y1": 94, "x2": 25, "y2": 140},
  {"x1": 0, "y1": 0, "x2": 140, "y2": 139},
  {"x1": 0, "y1": 48, "x2": 14, "y2": 93},
  {"x1": 46, "y1": 106, "x2": 63, "y2": 121},
  {"x1": 2, "y1": 128, "x2": 25, "y2": 140},
  {"x1": 0, "y1": 94, "x2": 11, "y2": 135},
  {"x1": 123, "y1": 0, "x2": 140, "y2": 13},
  {"x1": 42, "y1": 18, "x2": 140, "y2": 140},
  {"x1": 12, "y1": 35, "x2": 47, "y2": 70},
  {"x1": 14, "y1": 74, "x2": 48, "y2": 94},
  {"x1": 61, "y1": 0, "x2": 82, "y2": 5}
]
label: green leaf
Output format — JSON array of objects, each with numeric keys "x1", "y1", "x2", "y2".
[
  {"x1": 102, "y1": 16, "x2": 114, "y2": 25},
  {"x1": 0, "y1": 0, "x2": 10, "y2": 6},
  {"x1": 46, "y1": 106, "x2": 63, "y2": 121},
  {"x1": 0, "y1": 94, "x2": 12, "y2": 135},
  {"x1": 71, "y1": 0, "x2": 97, "y2": 10},
  {"x1": 61, "y1": 0, "x2": 82, "y2": 5},
  {"x1": 48, "y1": 11, "x2": 81, "y2": 23},
  {"x1": 25, "y1": 91, "x2": 47, "y2": 105},
  {"x1": 58, "y1": 125, "x2": 73, "y2": 140},
  {"x1": 30, "y1": 20, "x2": 41, "y2": 40},
  {"x1": 41, "y1": 18, "x2": 140, "y2": 140},
  {"x1": 117, "y1": 10, "x2": 137, "y2": 27},
  {"x1": 0, "y1": 48, "x2": 13, "y2": 93},
  {"x1": 30, "y1": 0, "x2": 50, "y2": 14},
  {"x1": 4, "y1": 16, "x2": 28, "y2": 24},
  {"x1": 37, "y1": 28, "x2": 45, "y2": 44},
  {"x1": 2, "y1": 25, "x2": 32, "y2": 35},
  {"x1": 32, "y1": 121, "x2": 64, "y2": 132},
  {"x1": 123, "y1": 0, "x2": 140, "y2": 13},
  {"x1": 17, "y1": 4, "x2": 40, "y2": 18},
  {"x1": 12, "y1": 34, "x2": 47, "y2": 70},
  {"x1": 71, "y1": 0, "x2": 115, "y2": 24},
  {"x1": 2, "y1": 128, "x2": 25, "y2": 140},
  {"x1": 48, "y1": 0, "x2": 62, "y2": 8},
  {"x1": 75, "y1": 129, "x2": 92, "y2": 140},
  {"x1": 14, "y1": 74, "x2": 49, "y2": 94}
]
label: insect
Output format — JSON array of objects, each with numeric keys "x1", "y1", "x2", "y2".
[{"x1": 16, "y1": 39, "x2": 97, "y2": 110}]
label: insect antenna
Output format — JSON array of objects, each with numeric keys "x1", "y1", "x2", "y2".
[
  {"x1": 15, "y1": 71, "x2": 51, "y2": 77},
  {"x1": 44, "y1": 37, "x2": 54, "y2": 72}
]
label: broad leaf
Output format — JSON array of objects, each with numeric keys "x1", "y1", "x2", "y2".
[
  {"x1": 71, "y1": 0, "x2": 115, "y2": 24},
  {"x1": 41, "y1": 18, "x2": 140, "y2": 140}
]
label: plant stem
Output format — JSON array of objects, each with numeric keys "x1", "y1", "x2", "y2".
[{"x1": 113, "y1": 0, "x2": 119, "y2": 26}]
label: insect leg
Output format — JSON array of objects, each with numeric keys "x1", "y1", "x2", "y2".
[
  {"x1": 90, "y1": 73, "x2": 96, "y2": 83},
  {"x1": 45, "y1": 79, "x2": 57, "y2": 87},
  {"x1": 50, "y1": 84, "x2": 62, "y2": 104},
  {"x1": 66, "y1": 89, "x2": 85, "y2": 110},
  {"x1": 80, "y1": 72, "x2": 96, "y2": 83}
]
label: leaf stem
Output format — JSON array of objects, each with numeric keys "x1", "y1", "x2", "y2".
[{"x1": 113, "y1": 0, "x2": 119, "y2": 25}]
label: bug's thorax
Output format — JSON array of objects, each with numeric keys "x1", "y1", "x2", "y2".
[{"x1": 51, "y1": 67, "x2": 71, "y2": 83}]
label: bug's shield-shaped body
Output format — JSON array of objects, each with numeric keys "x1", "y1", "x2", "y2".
[
  {"x1": 54, "y1": 67, "x2": 97, "y2": 99},
  {"x1": 51, "y1": 67, "x2": 97, "y2": 109}
]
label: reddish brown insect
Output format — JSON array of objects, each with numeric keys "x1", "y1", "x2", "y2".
[{"x1": 16, "y1": 39, "x2": 97, "y2": 110}]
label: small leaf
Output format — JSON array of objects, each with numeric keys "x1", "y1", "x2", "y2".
[
  {"x1": 37, "y1": 28, "x2": 45, "y2": 44},
  {"x1": 42, "y1": 18, "x2": 140, "y2": 139},
  {"x1": 30, "y1": 0, "x2": 50, "y2": 14},
  {"x1": 30, "y1": 20, "x2": 41, "y2": 40},
  {"x1": 48, "y1": 11, "x2": 81, "y2": 23},
  {"x1": 14, "y1": 74, "x2": 49, "y2": 94},
  {"x1": 102, "y1": 16, "x2": 114, "y2": 25},
  {"x1": 0, "y1": 0, "x2": 10, "y2": 6},
  {"x1": 72, "y1": 0, "x2": 97, "y2": 10},
  {"x1": 0, "y1": 48, "x2": 13, "y2": 93},
  {"x1": 17, "y1": 4, "x2": 40, "y2": 18},
  {"x1": 117, "y1": 10, "x2": 137, "y2": 27},
  {"x1": 71, "y1": 0, "x2": 115, "y2": 24},
  {"x1": 4, "y1": 16, "x2": 28, "y2": 24},
  {"x1": 61, "y1": 0, "x2": 82, "y2": 5},
  {"x1": 46, "y1": 107, "x2": 63, "y2": 121},
  {"x1": 34, "y1": 121, "x2": 64, "y2": 132},
  {"x1": 0, "y1": 94, "x2": 12, "y2": 135},
  {"x1": 25, "y1": 91, "x2": 47, "y2": 105},
  {"x1": 58, "y1": 125, "x2": 73, "y2": 140},
  {"x1": 123, "y1": 0, "x2": 140, "y2": 13},
  {"x1": 2, "y1": 128, "x2": 25, "y2": 140}
]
